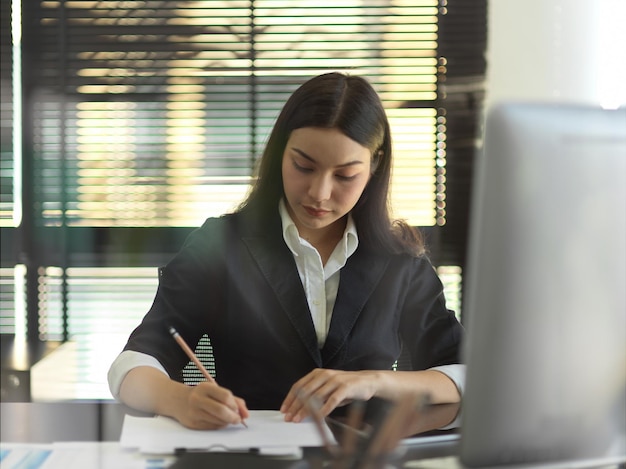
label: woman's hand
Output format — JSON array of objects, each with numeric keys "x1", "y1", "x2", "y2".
[
  {"x1": 176, "y1": 381, "x2": 250, "y2": 430},
  {"x1": 279, "y1": 367, "x2": 462, "y2": 423},
  {"x1": 118, "y1": 366, "x2": 249, "y2": 430},
  {"x1": 280, "y1": 368, "x2": 381, "y2": 422}
]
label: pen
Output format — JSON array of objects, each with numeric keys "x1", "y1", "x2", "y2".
[{"x1": 169, "y1": 326, "x2": 248, "y2": 428}]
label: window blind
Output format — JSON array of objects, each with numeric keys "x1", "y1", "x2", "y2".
[
  {"x1": 1, "y1": 1, "x2": 487, "y2": 349},
  {"x1": 37, "y1": 267, "x2": 158, "y2": 340},
  {"x1": 0, "y1": 0, "x2": 13, "y2": 227},
  {"x1": 0, "y1": 0, "x2": 16, "y2": 334},
  {"x1": 0, "y1": 268, "x2": 17, "y2": 334},
  {"x1": 436, "y1": 1, "x2": 487, "y2": 265},
  {"x1": 27, "y1": 0, "x2": 443, "y2": 228}
]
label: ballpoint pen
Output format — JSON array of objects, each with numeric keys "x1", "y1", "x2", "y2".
[{"x1": 169, "y1": 326, "x2": 248, "y2": 428}]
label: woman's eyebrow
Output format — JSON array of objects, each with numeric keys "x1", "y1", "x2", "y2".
[{"x1": 291, "y1": 147, "x2": 365, "y2": 168}]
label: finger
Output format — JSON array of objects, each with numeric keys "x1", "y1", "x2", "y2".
[
  {"x1": 182, "y1": 400, "x2": 236, "y2": 430},
  {"x1": 195, "y1": 399, "x2": 243, "y2": 428},
  {"x1": 280, "y1": 391, "x2": 296, "y2": 414},
  {"x1": 280, "y1": 370, "x2": 321, "y2": 414},
  {"x1": 318, "y1": 389, "x2": 351, "y2": 416},
  {"x1": 288, "y1": 382, "x2": 337, "y2": 422},
  {"x1": 294, "y1": 379, "x2": 355, "y2": 422},
  {"x1": 283, "y1": 396, "x2": 306, "y2": 422},
  {"x1": 197, "y1": 382, "x2": 243, "y2": 413},
  {"x1": 206, "y1": 387, "x2": 250, "y2": 425},
  {"x1": 283, "y1": 380, "x2": 328, "y2": 421},
  {"x1": 235, "y1": 397, "x2": 250, "y2": 420},
  {"x1": 193, "y1": 383, "x2": 246, "y2": 425}
]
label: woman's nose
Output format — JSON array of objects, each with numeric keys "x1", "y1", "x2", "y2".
[{"x1": 308, "y1": 174, "x2": 332, "y2": 202}]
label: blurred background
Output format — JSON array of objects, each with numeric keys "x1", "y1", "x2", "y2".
[{"x1": 1, "y1": 0, "x2": 624, "y2": 402}]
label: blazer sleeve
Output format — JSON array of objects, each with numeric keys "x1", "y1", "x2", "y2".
[
  {"x1": 398, "y1": 256, "x2": 464, "y2": 370},
  {"x1": 121, "y1": 217, "x2": 229, "y2": 381}
]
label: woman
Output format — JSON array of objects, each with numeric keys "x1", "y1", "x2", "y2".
[{"x1": 108, "y1": 72, "x2": 464, "y2": 430}]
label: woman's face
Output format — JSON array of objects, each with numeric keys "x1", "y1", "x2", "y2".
[{"x1": 281, "y1": 127, "x2": 372, "y2": 240}]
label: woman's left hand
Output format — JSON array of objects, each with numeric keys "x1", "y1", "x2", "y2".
[{"x1": 280, "y1": 368, "x2": 382, "y2": 422}]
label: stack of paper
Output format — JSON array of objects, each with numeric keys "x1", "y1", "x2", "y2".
[{"x1": 120, "y1": 410, "x2": 335, "y2": 455}]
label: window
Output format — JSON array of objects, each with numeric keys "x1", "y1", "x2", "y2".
[{"x1": 1, "y1": 1, "x2": 486, "y2": 349}]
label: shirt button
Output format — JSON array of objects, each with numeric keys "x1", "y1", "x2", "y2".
[{"x1": 313, "y1": 300, "x2": 320, "y2": 306}]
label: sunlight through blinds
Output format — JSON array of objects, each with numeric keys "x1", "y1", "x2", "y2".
[
  {"x1": 37, "y1": 267, "x2": 158, "y2": 341},
  {"x1": 0, "y1": 0, "x2": 14, "y2": 226},
  {"x1": 12, "y1": 0, "x2": 491, "y2": 349},
  {"x1": 31, "y1": 0, "x2": 442, "y2": 228}
]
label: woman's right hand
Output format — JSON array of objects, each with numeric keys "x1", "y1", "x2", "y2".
[
  {"x1": 118, "y1": 366, "x2": 249, "y2": 430},
  {"x1": 177, "y1": 381, "x2": 249, "y2": 430}
]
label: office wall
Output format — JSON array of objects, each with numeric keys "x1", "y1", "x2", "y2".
[{"x1": 486, "y1": 0, "x2": 626, "y2": 110}]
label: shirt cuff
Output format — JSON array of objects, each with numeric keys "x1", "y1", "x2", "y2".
[
  {"x1": 107, "y1": 350, "x2": 169, "y2": 400},
  {"x1": 429, "y1": 363, "x2": 465, "y2": 396},
  {"x1": 427, "y1": 363, "x2": 466, "y2": 430}
]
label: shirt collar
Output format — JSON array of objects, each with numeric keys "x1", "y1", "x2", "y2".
[{"x1": 278, "y1": 199, "x2": 358, "y2": 259}]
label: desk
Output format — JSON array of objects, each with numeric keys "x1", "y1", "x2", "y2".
[
  {"x1": 0, "y1": 401, "x2": 461, "y2": 468},
  {"x1": 3, "y1": 402, "x2": 624, "y2": 469}
]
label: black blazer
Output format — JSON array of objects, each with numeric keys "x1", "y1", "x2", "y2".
[{"x1": 124, "y1": 209, "x2": 463, "y2": 410}]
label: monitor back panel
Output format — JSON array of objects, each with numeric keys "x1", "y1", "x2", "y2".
[{"x1": 460, "y1": 103, "x2": 626, "y2": 467}]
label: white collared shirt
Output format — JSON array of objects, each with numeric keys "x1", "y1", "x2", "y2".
[{"x1": 279, "y1": 199, "x2": 358, "y2": 347}]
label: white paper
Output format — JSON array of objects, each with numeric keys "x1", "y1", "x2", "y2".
[
  {"x1": 46, "y1": 442, "x2": 174, "y2": 469},
  {"x1": 0, "y1": 443, "x2": 54, "y2": 469},
  {"x1": 120, "y1": 410, "x2": 335, "y2": 454},
  {"x1": 0, "y1": 442, "x2": 173, "y2": 469}
]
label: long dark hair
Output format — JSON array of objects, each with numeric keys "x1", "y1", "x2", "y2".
[{"x1": 237, "y1": 72, "x2": 424, "y2": 256}]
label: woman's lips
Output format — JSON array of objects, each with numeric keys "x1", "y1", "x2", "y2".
[{"x1": 304, "y1": 206, "x2": 330, "y2": 217}]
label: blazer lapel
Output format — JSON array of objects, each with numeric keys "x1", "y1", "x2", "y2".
[
  {"x1": 243, "y1": 232, "x2": 322, "y2": 367},
  {"x1": 321, "y1": 249, "x2": 390, "y2": 365}
]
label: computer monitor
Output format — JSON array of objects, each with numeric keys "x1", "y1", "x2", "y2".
[{"x1": 460, "y1": 102, "x2": 626, "y2": 467}]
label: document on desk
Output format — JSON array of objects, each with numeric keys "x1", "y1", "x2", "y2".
[
  {"x1": 120, "y1": 410, "x2": 335, "y2": 454},
  {"x1": 0, "y1": 442, "x2": 173, "y2": 469}
]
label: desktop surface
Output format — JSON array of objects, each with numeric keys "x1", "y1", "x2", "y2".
[
  {"x1": 2, "y1": 400, "x2": 624, "y2": 468},
  {"x1": 0, "y1": 400, "x2": 460, "y2": 468}
]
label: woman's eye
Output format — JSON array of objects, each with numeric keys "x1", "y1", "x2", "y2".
[
  {"x1": 293, "y1": 161, "x2": 313, "y2": 173},
  {"x1": 336, "y1": 174, "x2": 357, "y2": 181}
]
